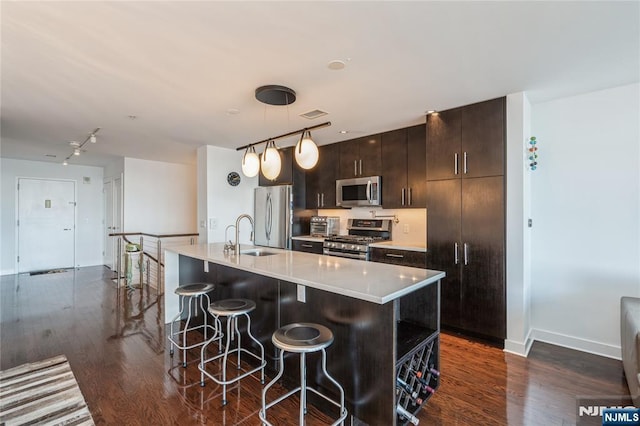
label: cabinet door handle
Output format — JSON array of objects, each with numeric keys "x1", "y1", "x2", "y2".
[
  {"x1": 463, "y1": 152, "x2": 468, "y2": 174},
  {"x1": 454, "y1": 242, "x2": 459, "y2": 265},
  {"x1": 401, "y1": 188, "x2": 406, "y2": 206},
  {"x1": 317, "y1": 193, "x2": 320, "y2": 208},
  {"x1": 386, "y1": 253, "x2": 404, "y2": 258},
  {"x1": 321, "y1": 193, "x2": 324, "y2": 207},
  {"x1": 359, "y1": 159, "x2": 363, "y2": 176},
  {"x1": 463, "y1": 243, "x2": 469, "y2": 265},
  {"x1": 454, "y1": 153, "x2": 459, "y2": 175},
  {"x1": 301, "y1": 244, "x2": 313, "y2": 248},
  {"x1": 408, "y1": 188, "x2": 412, "y2": 205},
  {"x1": 354, "y1": 160, "x2": 358, "y2": 176}
]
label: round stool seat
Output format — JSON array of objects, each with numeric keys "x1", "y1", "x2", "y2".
[
  {"x1": 272, "y1": 322, "x2": 334, "y2": 353},
  {"x1": 208, "y1": 298, "x2": 256, "y2": 316},
  {"x1": 174, "y1": 283, "x2": 214, "y2": 296}
]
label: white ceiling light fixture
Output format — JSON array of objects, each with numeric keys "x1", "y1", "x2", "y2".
[
  {"x1": 62, "y1": 127, "x2": 100, "y2": 165},
  {"x1": 241, "y1": 146, "x2": 260, "y2": 177},
  {"x1": 295, "y1": 130, "x2": 319, "y2": 170},
  {"x1": 260, "y1": 140, "x2": 282, "y2": 181}
]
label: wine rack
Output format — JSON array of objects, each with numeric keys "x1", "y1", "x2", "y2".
[{"x1": 395, "y1": 334, "x2": 440, "y2": 425}]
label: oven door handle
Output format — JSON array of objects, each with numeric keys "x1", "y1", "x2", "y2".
[{"x1": 323, "y1": 249, "x2": 367, "y2": 260}]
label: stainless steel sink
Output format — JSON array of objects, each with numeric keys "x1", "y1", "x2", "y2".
[{"x1": 240, "y1": 249, "x2": 279, "y2": 257}]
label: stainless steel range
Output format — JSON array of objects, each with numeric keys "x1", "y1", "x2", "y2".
[{"x1": 323, "y1": 219, "x2": 391, "y2": 260}]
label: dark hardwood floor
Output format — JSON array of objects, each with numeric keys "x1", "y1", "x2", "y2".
[{"x1": 0, "y1": 266, "x2": 630, "y2": 425}]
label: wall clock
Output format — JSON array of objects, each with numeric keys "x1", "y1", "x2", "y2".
[{"x1": 227, "y1": 172, "x2": 241, "y2": 186}]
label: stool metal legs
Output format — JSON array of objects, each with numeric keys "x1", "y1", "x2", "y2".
[
  {"x1": 199, "y1": 312, "x2": 266, "y2": 405},
  {"x1": 259, "y1": 348, "x2": 348, "y2": 426},
  {"x1": 168, "y1": 293, "x2": 219, "y2": 367}
]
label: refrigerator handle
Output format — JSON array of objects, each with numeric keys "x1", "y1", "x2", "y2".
[{"x1": 265, "y1": 193, "x2": 272, "y2": 240}]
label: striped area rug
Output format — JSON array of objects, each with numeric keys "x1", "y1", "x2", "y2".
[{"x1": 0, "y1": 355, "x2": 94, "y2": 426}]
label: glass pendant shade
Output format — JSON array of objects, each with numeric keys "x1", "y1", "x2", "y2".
[
  {"x1": 241, "y1": 147, "x2": 260, "y2": 177},
  {"x1": 294, "y1": 131, "x2": 319, "y2": 170},
  {"x1": 261, "y1": 141, "x2": 282, "y2": 180}
]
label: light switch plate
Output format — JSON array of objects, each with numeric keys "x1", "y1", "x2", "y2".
[{"x1": 297, "y1": 284, "x2": 306, "y2": 303}]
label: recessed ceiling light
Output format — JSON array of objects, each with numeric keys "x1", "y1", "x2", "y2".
[
  {"x1": 339, "y1": 130, "x2": 349, "y2": 134},
  {"x1": 328, "y1": 60, "x2": 346, "y2": 70},
  {"x1": 426, "y1": 110, "x2": 438, "y2": 115},
  {"x1": 227, "y1": 108, "x2": 240, "y2": 115}
]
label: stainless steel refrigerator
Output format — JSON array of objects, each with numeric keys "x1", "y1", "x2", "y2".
[{"x1": 254, "y1": 185, "x2": 293, "y2": 249}]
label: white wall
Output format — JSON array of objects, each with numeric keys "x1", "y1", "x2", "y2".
[
  {"x1": 530, "y1": 83, "x2": 640, "y2": 358},
  {"x1": 122, "y1": 158, "x2": 197, "y2": 234},
  {"x1": 504, "y1": 92, "x2": 533, "y2": 356},
  {"x1": 0, "y1": 158, "x2": 104, "y2": 274},
  {"x1": 104, "y1": 158, "x2": 124, "y2": 180},
  {"x1": 197, "y1": 146, "x2": 258, "y2": 244}
]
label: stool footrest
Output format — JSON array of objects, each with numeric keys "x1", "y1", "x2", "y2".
[
  {"x1": 199, "y1": 348, "x2": 266, "y2": 386},
  {"x1": 167, "y1": 324, "x2": 219, "y2": 351}
]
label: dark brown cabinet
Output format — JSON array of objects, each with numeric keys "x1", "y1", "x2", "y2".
[
  {"x1": 305, "y1": 143, "x2": 339, "y2": 209},
  {"x1": 426, "y1": 97, "x2": 505, "y2": 181},
  {"x1": 338, "y1": 135, "x2": 381, "y2": 179},
  {"x1": 292, "y1": 239, "x2": 324, "y2": 254},
  {"x1": 381, "y1": 124, "x2": 426, "y2": 208},
  {"x1": 370, "y1": 247, "x2": 427, "y2": 269},
  {"x1": 426, "y1": 97, "x2": 505, "y2": 341}
]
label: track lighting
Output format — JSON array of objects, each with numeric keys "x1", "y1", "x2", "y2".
[{"x1": 61, "y1": 127, "x2": 100, "y2": 165}]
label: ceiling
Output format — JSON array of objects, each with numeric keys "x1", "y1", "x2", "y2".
[{"x1": 2, "y1": 1, "x2": 638, "y2": 167}]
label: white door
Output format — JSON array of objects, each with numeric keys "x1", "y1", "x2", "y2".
[{"x1": 17, "y1": 178, "x2": 75, "y2": 273}]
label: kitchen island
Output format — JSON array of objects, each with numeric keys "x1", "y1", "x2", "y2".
[{"x1": 165, "y1": 243, "x2": 444, "y2": 425}]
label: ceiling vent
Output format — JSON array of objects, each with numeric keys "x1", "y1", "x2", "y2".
[{"x1": 300, "y1": 109, "x2": 328, "y2": 120}]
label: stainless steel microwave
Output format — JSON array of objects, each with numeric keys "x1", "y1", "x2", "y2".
[{"x1": 336, "y1": 176, "x2": 382, "y2": 207}]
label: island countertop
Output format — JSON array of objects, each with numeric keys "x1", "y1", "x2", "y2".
[{"x1": 166, "y1": 242, "x2": 444, "y2": 304}]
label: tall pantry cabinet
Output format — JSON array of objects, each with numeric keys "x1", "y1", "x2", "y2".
[{"x1": 425, "y1": 97, "x2": 506, "y2": 341}]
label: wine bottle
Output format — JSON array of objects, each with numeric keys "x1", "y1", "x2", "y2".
[
  {"x1": 410, "y1": 369, "x2": 438, "y2": 392},
  {"x1": 396, "y1": 377, "x2": 423, "y2": 404},
  {"x1": 397, "y1": 405, "x2": 420, "y2": 425}
]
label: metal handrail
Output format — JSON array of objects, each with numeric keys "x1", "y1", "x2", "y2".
[{"x1": 111, "y1": 231, "x2": 198, "y2": 294}]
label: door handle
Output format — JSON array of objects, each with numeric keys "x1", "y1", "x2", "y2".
[
  {"x1": 386, "y1": 253, "x2": 404, "y2": 258},
  {"x1": 408, "y1": 188, "x2": 412, "y2": 205},
  {"x1": 321, "y1": 193, "x2": 324, "y2": 207},
  {"x1": 454, "y1": 242, "x2": 459, "y2": 265},
  {"x1": 401, "y1": 188, "x2": 405, "y2": 206},
  {"x1": 317, "y1": 193, "x2": 320, "y2": 208},
  {"x1": 63, "y1": 228, "x2": 72, "y2": 231},
  {"x1": 359, "y1": 159, "x2": 362, "y2": 176},
  {"x1": 463, "y1": 152, "x2": 468, "y2": 174},
  {"x1": 354, "y1": 160, "x2": 357, "y2": 176},
  {"x1": 301, "y1": 244, "x2": 313, "y2": 248},
  {"x1": 463, "y1": 243, "x2": 469, "y2": 265},
  {"x1": 366, "y1": 180, "x2": 372, "y2": 204},
  {"x1": 454, "y1": 153, "x2": 459, "y2": 175}
]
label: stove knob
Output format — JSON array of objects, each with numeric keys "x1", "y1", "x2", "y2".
[
  {"x1": 341, "y1": 244, "x2": 346, "y2": 250},
  {"x1": 350, "y1": 244, "x2": 356, "y2": 250}
]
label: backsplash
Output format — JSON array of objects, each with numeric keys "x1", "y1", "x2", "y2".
[{"x1": 317, "y1": 207, "x2": 426, "y2": 247}]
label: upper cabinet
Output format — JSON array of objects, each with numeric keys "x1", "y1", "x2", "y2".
[
  {"x1": 426, "y1": 97, "x2": 505, "y2": 181},
  {"x1": 381, "y1": 124, "x2": 426, "y2": 208},
  {"x1": 305, "y1": 143, "x2": 339, "y2": 209},
  {"x1": 338, "y1": 135, "x2": 381, "y2": 179}
]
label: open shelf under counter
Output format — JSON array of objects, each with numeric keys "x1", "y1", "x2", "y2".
[{"x1": 396, "y1": 320, "x2": 438, "y2": 363}]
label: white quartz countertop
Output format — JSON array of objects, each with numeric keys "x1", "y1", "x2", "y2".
[
  {"x1": 368, "y1": 241, "x2": 427, "y2": 252},
  {"x1": 167, "y1": 243, "x2": 444, "y2": 304},
  {"x1": 291, "y1": 235, "x2": 326, "y2": 243}
]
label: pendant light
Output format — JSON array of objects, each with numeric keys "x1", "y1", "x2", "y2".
[
  {"x1": 294, "y1": 130, "x2": 319, "y2": 170},
  {"x1": 241, "y1": 146, "x2": 260, "y2": 177},
  {"x1": 261, "y1": 140, "x2": 282, "y2": 180}
]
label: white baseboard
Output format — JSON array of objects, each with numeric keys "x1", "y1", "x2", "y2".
[
  {"x1": 531, "y1": 328, "x2": 621, "y2": 360},
  {"x1": 504, "y1": 328, "x2": 534, "y2": 357},
  {"x1": 0, "y1": 268, "x2": 16, "y2": 276}
]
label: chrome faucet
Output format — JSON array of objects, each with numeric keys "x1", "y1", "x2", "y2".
[{"x1": 235, "y1": 214, "x2": 254, "y2": 254}]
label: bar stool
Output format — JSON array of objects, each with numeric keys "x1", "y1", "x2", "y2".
[
  {"x1": 259, "y1": 322, "x2": 348, "y2": 426},
  {"x1": 167, "y1": 283, "x2": 219, "y2": 368},
  {"x1": 199, "y1": 298, "x2": 266, "y2": 405}
]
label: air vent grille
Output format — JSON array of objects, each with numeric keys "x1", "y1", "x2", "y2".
[{"x1": 300, "y1": 109, "x2": 328, "y2": 120}]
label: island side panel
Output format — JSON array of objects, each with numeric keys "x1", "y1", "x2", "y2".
[{"x1": 280, "y1": 281, "x2": 397, "y2": 426}]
